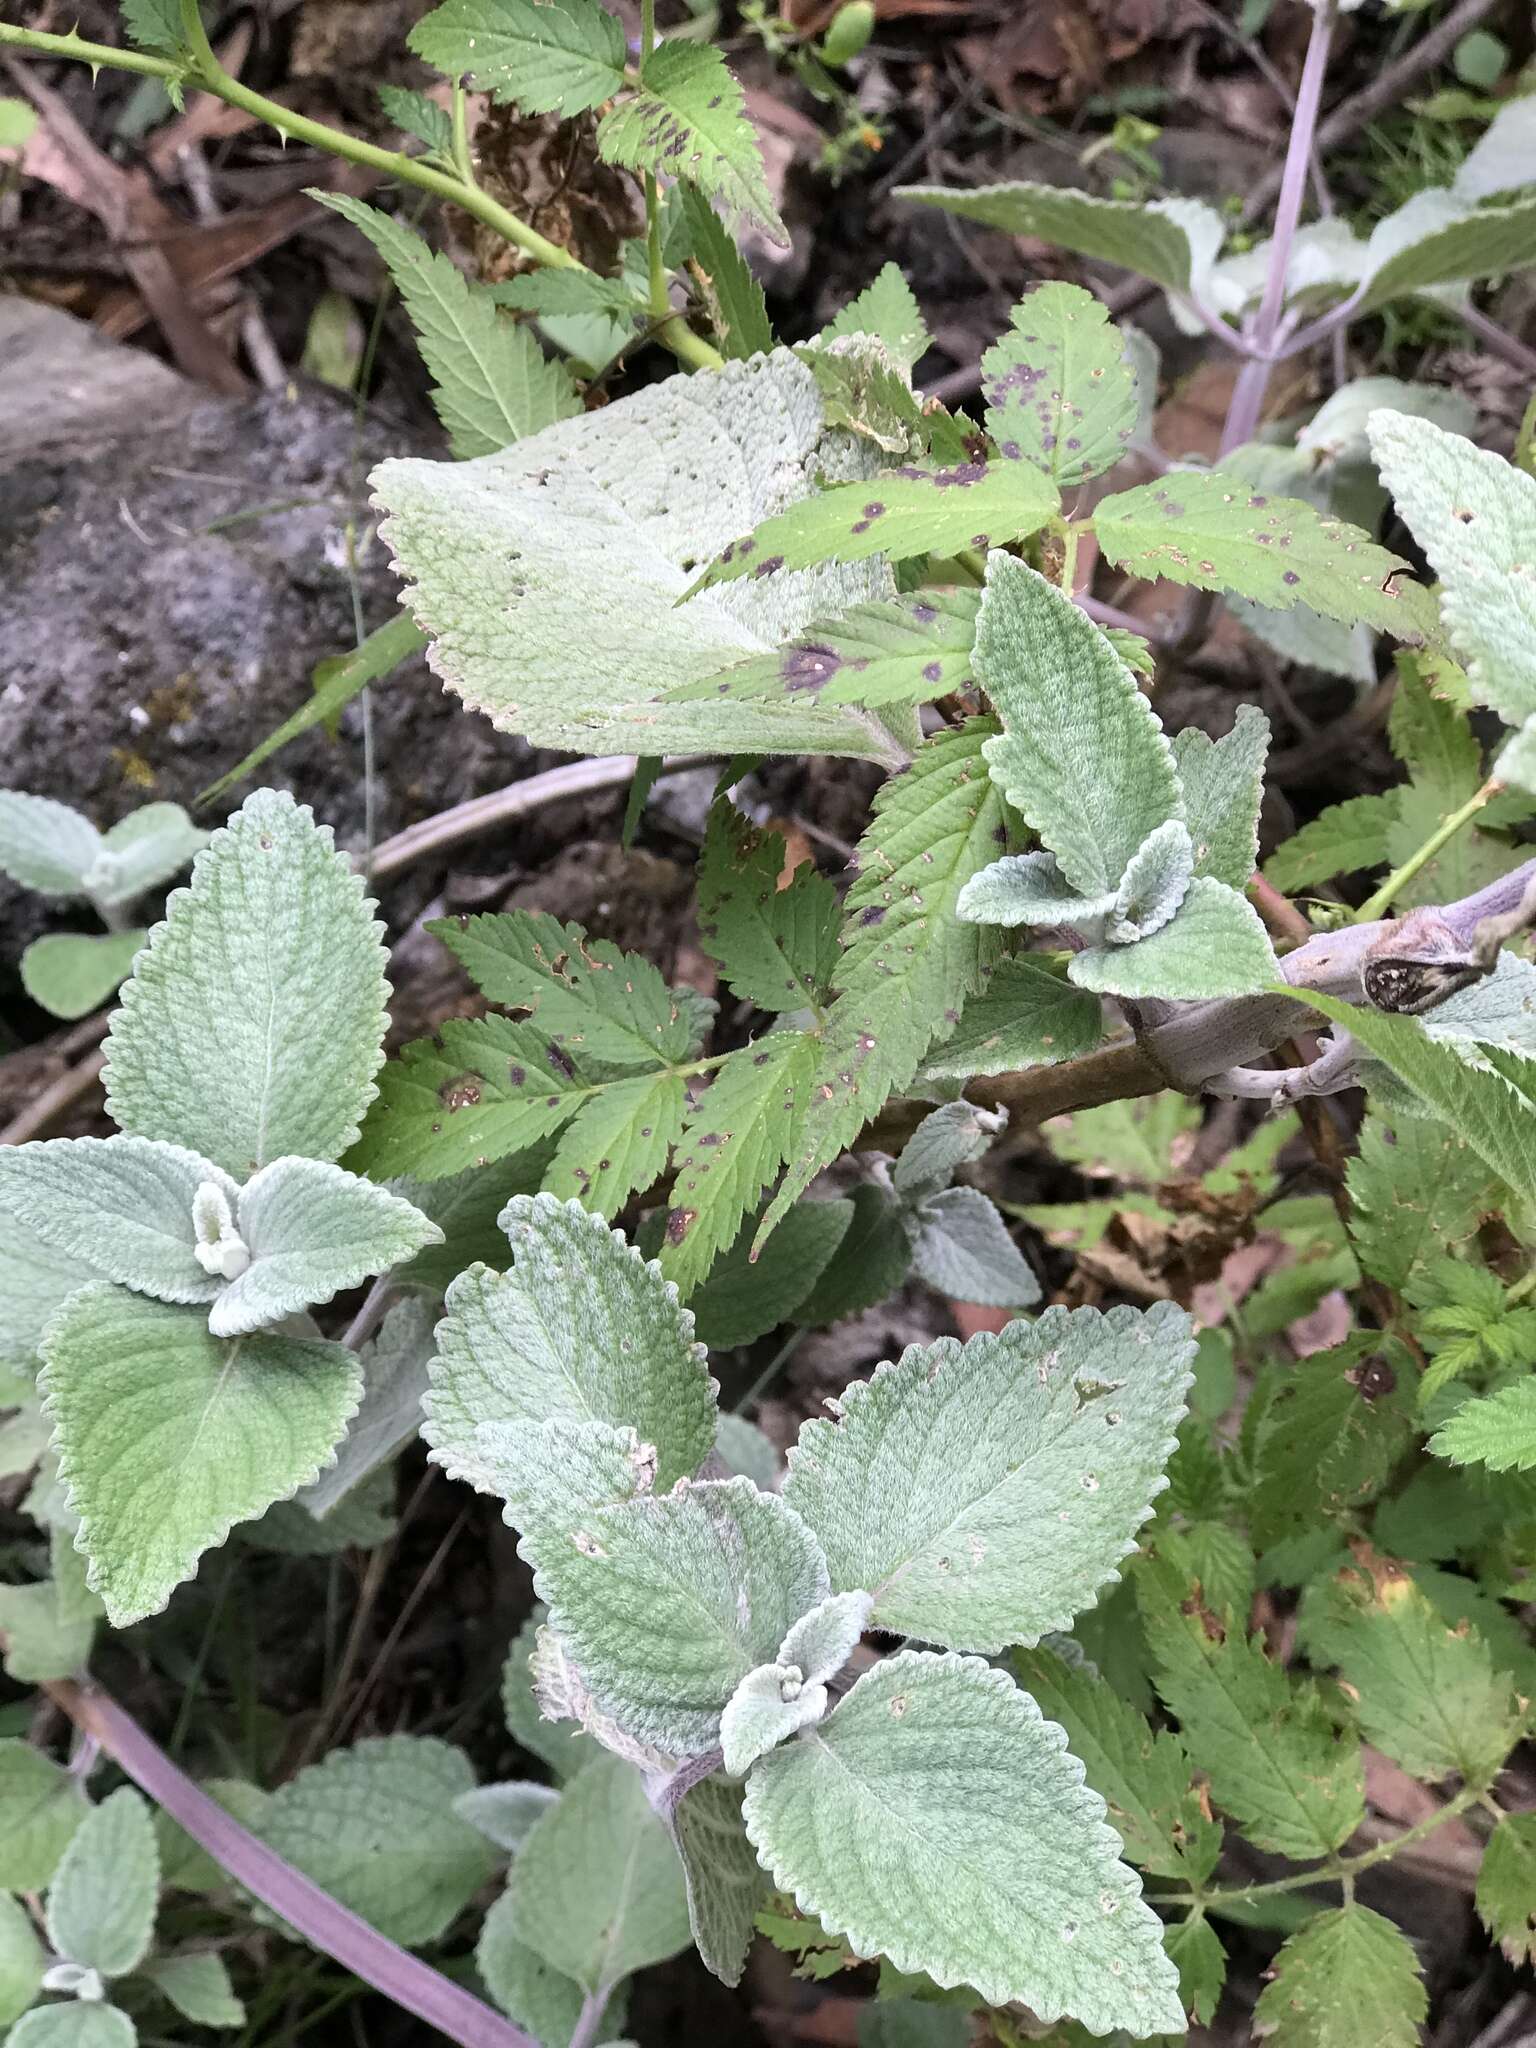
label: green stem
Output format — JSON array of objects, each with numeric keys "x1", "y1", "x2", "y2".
[
  {"x1": 449, "y1": 81, "x2": 474, "y2": 190},
  {"x1": 1148, "y1": 1784, "x2": 1486, "y2": 1910},
  {"x1": 0, "y1": 21, "x2": 180, "y2": 79},
  {"x1": 638, "y1": 0, "x2": 668, "y2": 326},
  {"x1": 1353, "y1": 776, "x2": 1502, "y2": 924},
  {"x1": 1, "y1": 15, "x2": 724, "y2": 372}
]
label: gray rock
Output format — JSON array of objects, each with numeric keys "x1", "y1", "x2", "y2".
[{"x1": 0, "y1": 303, "x2": 531, "y2": 977}]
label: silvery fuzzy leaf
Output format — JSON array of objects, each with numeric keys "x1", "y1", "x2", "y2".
[
  {"x1": 906, "y1": 1186, "x2": 1042, "y2": 1310},
  {"x1": 957, "y1": 852, "x2": 1115, "y2": 933},
  {"x1": 1107, "y1": 819, "x2": 1193, "y2": 944}
]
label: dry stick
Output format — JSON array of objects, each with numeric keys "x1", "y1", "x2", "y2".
[
  {"x1": 42, "y1": 1677, "x2": 536, "y2": 2048},
  {"x1": 329, "y1": 1505, "x2": 472, "y2": 1750},
  {"x1": 0, "y1": 1045, "x2": 107, "y2": 1148}
]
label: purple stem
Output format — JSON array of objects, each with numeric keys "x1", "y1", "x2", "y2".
[
  {"x1": 49, "y1": 1679, "x2": 535, "y2": 2048},
  {"x1": 1219, "y1": 0, "x2": 1336, "y2": 454}
]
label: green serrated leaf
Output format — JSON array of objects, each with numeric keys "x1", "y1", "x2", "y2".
[
  {"x1": 509, "y1": 1752, "x2": 692, "y2": 1995},
  {"x1": 1137, "y1": 1551, "x2": 1363, "y2": 1861},
  {"x1": 0, "y1": 1891, "x2": 44, "y2": 2027},
  {"x1": 668, "y1": 588, "x2": 980, "y2": 713},
  {"x1": 1301, "y1": 1560, "x2": 1521, "y2": 1786},
  {"x1": 20, "y1": 931, "x2": 146, "y2": 1022},
  {"x1": 1094, "y1": 470, "x2": 1434, "y2": 639},
  {"x1": 377, "y1": 83, "x2": 455, "y2": 154},
  {"x1": 426, "y1": 1193, "x2": 716, "y2": 1499},
  {"x1": 1250, "y1": 1338, "x2": 1415, "y2": 1547},
  {"x1": 0, "y1": 1742, "x2": 88, "y2": 1892},
  {"x1": 669, "y1": 1773, "x2": 768, "y2": 1987},
  {"x1": 1253, "y1": 1906, "x2": 1425, "y2": 2048},
  {"x1": 1431, "y1": 1378, "x2": 1536, "y2": 1472},
  {"x1": 1170, "y1": 704, "x2": 1270, "y2": 888},
  {"x1": 893, "y1": 181, "x2": 1207, "y2": 295},
  {"x1": 490, "y1": 270, "x2": 639, "y2": 319},
  {"x1": 599, "y1": 41, "x2": 784, "y2": 243},
  {"x1": 407, "y1": 0, "x2": 625, "y2": 115},
  {"x1": 1263, "y1": 793, "x2": 1397, "y2": 892},
  {"x1": 46, "y1": 1787, "x2": 157, "y2": 1979},
  {"x1": 818, "y1": 264, "x2": 929, "y2": 372},
  {"x1": 743, "y1": 1649, "x2": 1184, "y2": 2031},
  {"x1": 1346, "y1": 1115, "x2": 1498, "y2": 1293},
  {"x1": 1477, "y1": 1811, "x2": 1536, "y2": 1966},
  {"x1": 39, "y1": 1286, "x2": 361, "y2": 1627},
  {"x1": 104, "y1": 789, "x2": 388, "y2": 1179},
  {"x1": 1165, "y1": 1913, "x2": 1225, "y2": 2027},
  {"x1": 121, "y1": 0, "x2": 188, "y2": 56},
  {"x1": 660, "y1": 1033, "x2": 818, "y2": 1297},
  {"x1": 698, "y1": 801, "x2": 840, "y2": 1016},
  {"x1": 372, "y1": 349, "x2": 897, "y2": 760},
  {"x1": 680, "y1": 186, "x2": 773, "y2": 359},
  {"x1": 976, "y1": 555, "x2": 1178, "y2": 898},
  {"x1": 1298, "y1": 993, "x2": 1536, "y2": 1208},
  {"x1": 698, "y1": 462, "x2": 1059, "y2": 590},
  {"x1": 145, "y1": 1950, "x2": 245, "y2": 2028},
  {"x1": 1106, "y1": 819, "x2": 1194, "y2": 943},
  {"x1": 1012, "y1": 1646, "x2": 1220, "y2": 1885},
  {"x1": 784, "y1": 1301, "x2": 1191, "y2": 1650},
  {"x1": 917, "y1": 956, "x2": 1103, "y2": 1082},
  {"x1": 258, "y1": 1736, "x2": 495, "y2": 1947},
  {"x1": 982, "y1": 282, "x2": 1138, "y2": 486},
  {"x1": 545, "y1": 1069, "x2": 688, "y2": 1218},
  {"x1": 1070, "y1": 877, "x2": 1278, "y2": 1000},
  {"x1": 756, "y1": 721, "x2": 1008, "y2": 1245},
  {"x1": 532, "y1": 1476, "x2": 827, "y2": 1754},
  {"x1": 798, "y1": 343, "x2": 925, "y2": 458},
  {"x1": 315, "y1": 194, "x2": 580, "y2": 457},
  {"x1": 1370, "y1": 411, "x2": 1536, "y2": 727},
  {"x1": 346, "y1": 1014, "x2": 600, "y2": 1182}
]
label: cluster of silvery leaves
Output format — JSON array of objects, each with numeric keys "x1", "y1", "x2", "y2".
[
  {"x1": 0, "y1": 794, "x2": 208, "y2": 1021},
  {"x1": 0, "y1": 789, "x2": 445, "y2": 1629},
  {"x1": 0, "y1": 1784, "x2": 248, "y2": 2043},
  {"x1": 422, "y1": 1189, "x2": 1197, "y2": 2034}
]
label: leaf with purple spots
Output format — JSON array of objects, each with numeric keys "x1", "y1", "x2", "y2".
[
  {"x1": 1093, "y1": 470, "x2": 1440, "y2": 639},
  {"x1": 697, "y1": 797, "x2": 841, "y2": 1016},
  {"x1": 665, "y1": 589, "x2": 981, "y2": 712},
  {"x1": 982, "y1": 282, "x2": 1140, "y2": 487},
  {"x1": 693, "y1": 461, "x2": 1060, "y2": 591},
  {"x1": 597, "y1": 40, "x2": 785, "y2": 245}
]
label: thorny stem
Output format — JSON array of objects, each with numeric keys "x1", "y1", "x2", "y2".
[
  {"x1": 1148, "y1": 1784, "x2": 1488, "y2": 1911},
  {"x1": 34, "y1": 1677, "x2": 537, "y2": 2048},
  {"x1": 0, "y1": 16, "x2": 725, "y2": 375},
  {"x1": 1352, "y1": 776, "x2": 1502, "y2": 924},
  {"x1": 1218, "y1": 0, "x2": 1335, "y2": 455}
]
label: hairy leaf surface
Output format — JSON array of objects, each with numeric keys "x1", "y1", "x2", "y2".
[
  {"x1": 40, "y1": 1286, "x2": 361, "y2": 1626},
  {"x1": 105, "y1": 790, "x2": 388, "y2": 1178},
  {"x1": 784, "y1": 1302, "x2": 1191, "y2": 1649},
  {"x1": 532, "y1": 1478, "x2": 827, "y2": 1754},
  {"x1": 743, "y1": 1650, "x2": 1184, "y2": 2031},
  {"x1": 426, "y1": 1194, "x2": 715, "y2": 1498}
]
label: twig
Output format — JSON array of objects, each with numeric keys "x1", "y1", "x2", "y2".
[
  {"x1": 40, "y1": 1677, "x2": 535, "y2": 2048},
  {"x1": 0, "y1": 1048, "x2": 107, "y2": 1147},
  {"x1": 367, "y1": 756, "x2": 706, "y2": 881},
  {"x1": 1454, "y1": 300, "x2": 1536, "y2": 383}
]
